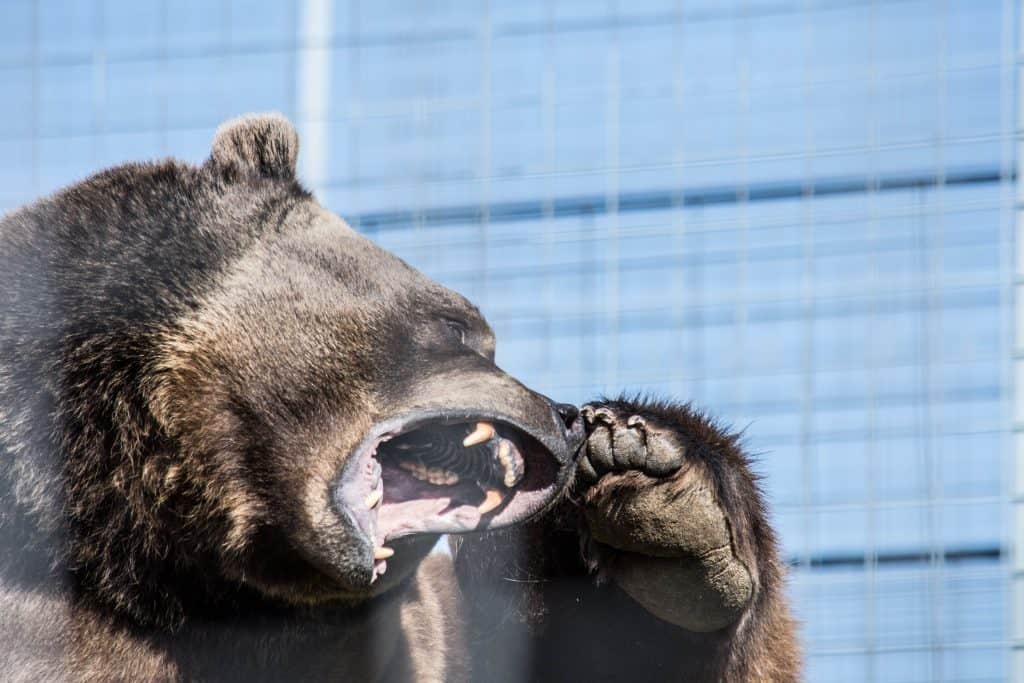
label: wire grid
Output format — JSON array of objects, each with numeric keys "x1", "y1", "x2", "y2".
[{"x1": 0, "y1": 1, "x2": 1016, "y2": 681}]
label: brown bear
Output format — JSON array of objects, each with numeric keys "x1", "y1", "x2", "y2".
[{"x1": 0, "y1": 114, "x2": 799, "y2": 681}]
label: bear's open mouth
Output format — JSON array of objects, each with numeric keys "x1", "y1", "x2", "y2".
[{"x1": 336, "y1": 414, "x2": 564, "y2": 579}]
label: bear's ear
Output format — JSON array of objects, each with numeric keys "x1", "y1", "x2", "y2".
[{"x1": 208, "y1": 113, "x2": 299, "y2": 181}]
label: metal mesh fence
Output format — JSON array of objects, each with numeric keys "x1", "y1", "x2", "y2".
[{"x1": 0, "y1": 1, "x2": 1016, "y2": 680}]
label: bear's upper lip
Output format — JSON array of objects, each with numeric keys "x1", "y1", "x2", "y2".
[{"x1": 333, "y1": 408, "x2": 583, "y2": 580}]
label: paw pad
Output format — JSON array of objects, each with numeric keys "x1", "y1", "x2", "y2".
[
  {"x1": 626, "y1": 415, "x2": 646, "y2": 429},
  {"x1": 582, "y1": 405, "x2": 616, "y2": 426},
  {"x1": 576, "y1": 404, "x2": 684, "y2": 486}
]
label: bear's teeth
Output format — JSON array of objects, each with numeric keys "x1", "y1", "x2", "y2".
[
  {"x1": 462, "y1": 421, "x2": 495, "y2": 447},
  {"x1": 497, "y1": 440, "x2": 512, "y2": 486},
  {"x1": 398, "y1": 461, "x2": 460, "y2": 486},
  {"x1": 496, "y1": 438, "x2": 524, "y2": 488},
  {"x1": 374, "y1": 546, "x2": 394, "y2": 560},
  {"x1": 365, "y1": 489, "x2": 382, "y2": 509},
  {"x1": 425, "y1": 467, "x2": 459, "y2": 485},
  {"x1": 477, "y1": 488, "x2": 504, "y2": 514}
]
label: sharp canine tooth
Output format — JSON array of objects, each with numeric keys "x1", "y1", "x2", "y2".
[
  {"x1": 463, "y1": 422, "x2": 495, "y2": 447},
  {"x1": 374, "y1": 546, "x2": 395, "y2": 560},
  {"x1": 365, "y1": 489, "x2": 382, "y2": 508},
  {"x1": 477, "y1": 489, "x2": 504, "y2": 515}
]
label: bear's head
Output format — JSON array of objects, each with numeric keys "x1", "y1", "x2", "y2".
[{"x1": 0, "y1": 114, "x2": 583, "y2": 625}]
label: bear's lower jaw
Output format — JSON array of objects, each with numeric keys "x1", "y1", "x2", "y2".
[
  {"x1": 334, "y1": 413, "x2": 568, "y2": 578},
  {"x1": 375, "y1": 446, "x2": 557, "y2": 540}
]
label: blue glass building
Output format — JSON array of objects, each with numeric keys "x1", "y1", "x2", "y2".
[{"x1": 0, "y1": 2, "x2": 1016, "y2": 680}]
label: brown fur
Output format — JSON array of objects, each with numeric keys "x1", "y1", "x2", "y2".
[
  {"x1": 394, "y1": 555, "x2": 469, "y2": 683},
  {"x1": 456, "y1": 399, "x2": 801, "y2": 682},
  {"x1": 1, "y1": 115, "x2": 798, "y2": 681}
]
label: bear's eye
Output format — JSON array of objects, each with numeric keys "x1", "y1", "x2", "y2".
[{"x1": 443, "y1": 319, "x2": 468, "y2": 345}]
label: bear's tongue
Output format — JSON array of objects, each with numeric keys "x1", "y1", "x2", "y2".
[
  {"x1": 359, "y1": 421, "x2": 529, "y2": 544},
  {"x1": 375, "y1": 464, "x2": 490, "y2": 539}
]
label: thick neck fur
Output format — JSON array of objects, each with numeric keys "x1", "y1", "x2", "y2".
[{"x1": 0, "y1": 160, "x2": 309, "y2": 630}]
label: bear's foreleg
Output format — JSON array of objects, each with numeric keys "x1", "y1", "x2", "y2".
[{"x1": 573, "y1": 398, "x2": 800, "y2": 682}]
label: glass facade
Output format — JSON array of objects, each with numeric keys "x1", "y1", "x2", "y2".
[{"x1": 0, "y1": 2, "x2": 1016, "y2": 680}]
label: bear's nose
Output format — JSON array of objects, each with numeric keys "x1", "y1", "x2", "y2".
[{"x1": 554, "y1": 403, "x2": 579, "y2": 429}]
